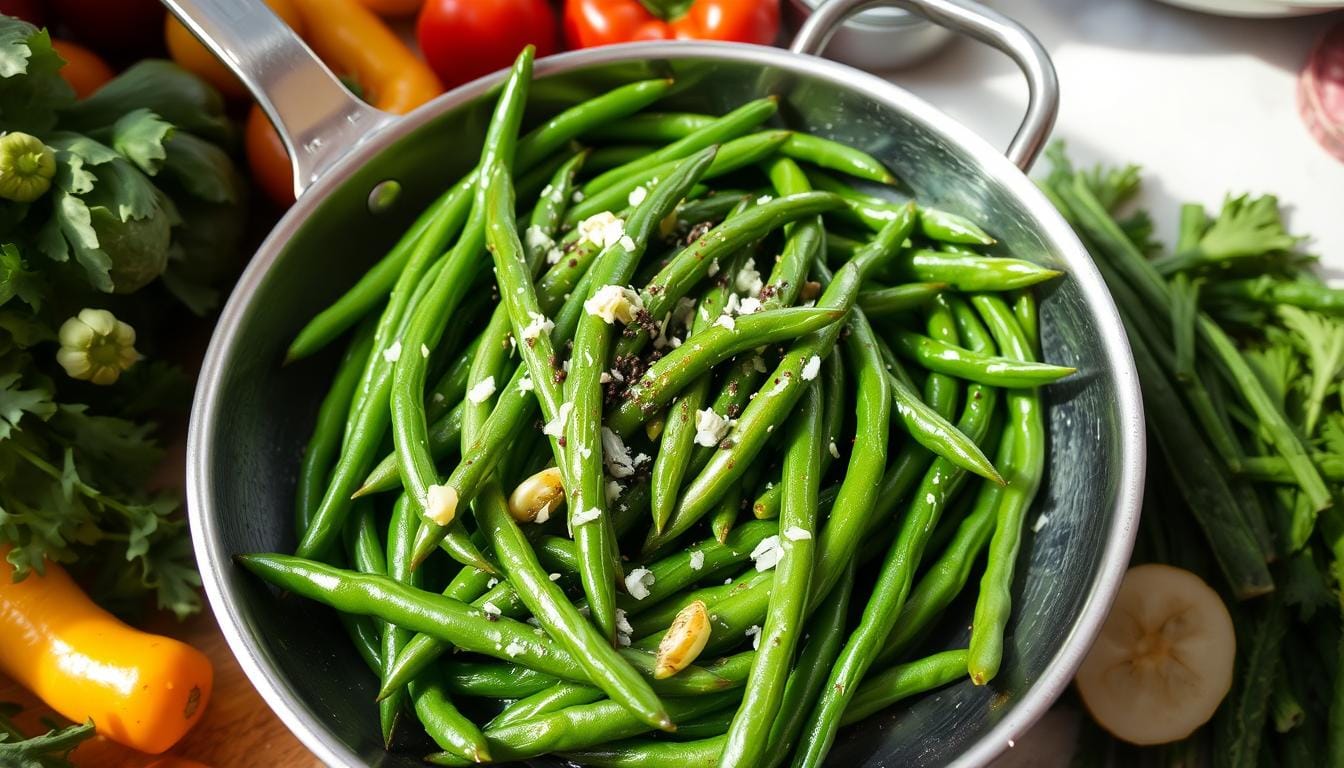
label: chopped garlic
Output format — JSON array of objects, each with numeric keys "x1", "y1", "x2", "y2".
[
  {"x1": 577, "y1": 210, "x2": 626, "y2": 250},
  {"x1": 829, "y1": 440, "x2": 840, "y2": 459},
  {"x1": 689, "y1": 550, "x2": 705, "y2": 571},
  {"x1": 783, "y1": 526, "x2": 812, "y2": 542},
  {"x1": 481, "y1": 601, "x2": 502, "y2": 617},
  {"x1": 694, "y1": 408, "x2": 732, "y2": 448},
  {"x1": 504, "y1": 640, "x2": 526, "y2": 657},
  {"x1": 625, "y1": 567, "x2": 655, "y2": 600},
  {"x1": 605, "y1": 480, "x2": 623, "y2": 503},
  {"x1": 628, "y1": 186, "x2": 648, "y2": 206},
  {"x1": 584, "y1": 284, "x2": 643, "y2": 324},
  {"x1": 466, "y1": 376, "x2": 496, "y2": 404},
  {"x1": 517, "y1": 376, "x2": 534, "y2": 393},
  {"x1": 425, "y1": 484, "x2": 458, "y2": 526},
  {"x1": 745, "y1": 624, "x2": 762, "y2": 651},
  {"x1": 737, "y1": 296, "x2": 763, "y2": 315},
  {"x1": 735, "y1": 257, "x2": 763, "y2": 297},
  {"x1": 382, "y1": 341, "x2": 402, "y2": 362},
  {"x1": 543, "y1": 402, "x2": 575, "y2": 437},
  {"x1": 713, "y1": 314, "x2": 736, "y2": 331},
  {"x1": 525, "y1": 225, "x2": 553, "y2": 251},
  {"x1": 615, "y1": 608, "x2": 634, "y2": 647},
  {"x1": 521, "y1": 311, "x2": 554, "y2": 341},
  {"x1": 618, "y1": 235, "x2": 636, "y2": 252}
]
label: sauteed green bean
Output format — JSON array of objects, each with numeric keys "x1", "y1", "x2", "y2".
[{"x1": 249, "y1": 47, "x2": 1067, "y2": 767}]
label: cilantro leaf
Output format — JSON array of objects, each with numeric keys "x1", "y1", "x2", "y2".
[
  {"x1": 1200, "y1": 194, "x2": 1301, "y2": 261},
  {"x1": 0, "y1": 19, "x2": 74, "y2": 134},
  {"x1": 1278, "y1": 306, "x2": 1344, "y2": 437},
  {"x1": 107, "y1": 108, "x2": 174, "y2": 176},
  {"x1": 0, "y1": 372, "x2": 55, "y2": 440},
  {"x1": 160, "y1": 131, "x2": 241, "y2": 204},
  {"x1": 34, "y1": 191, "x2": 113, "y2": 292},
  {"x1": 59, "y1": 60, "x2": 233, "y2": 144},
  {"x1": 0, "y1": 310, "x2": 54, "y2": 349},
  {"x1": 1082, "y1": 162, "x2": 1143, "y2": 213},
  {"x1": 1242, "y1": 344, "x2": 1298, "y2": 415},
  {"x1": 0, "y1": 714, "x2": 94, "y2": 768},
  {"x1": 0, "y1": 245, "x2": 44, "y2": 312}
]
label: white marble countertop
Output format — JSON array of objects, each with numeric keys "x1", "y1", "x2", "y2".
[
  {"x1": 867, "y1": 3, "x2": 1341, "y2": 762},
  {"x1": 886, "y1": 0, "x2": 1343, "y2": 271}
]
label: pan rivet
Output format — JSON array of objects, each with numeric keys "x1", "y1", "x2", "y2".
[{"x1": 368, "y1": 180, "x2": 401, "y2": 214}]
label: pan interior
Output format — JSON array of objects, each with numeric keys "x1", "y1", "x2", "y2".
[{"x1": 195, "y1": 44, "x2": 1132, "y2": 768}]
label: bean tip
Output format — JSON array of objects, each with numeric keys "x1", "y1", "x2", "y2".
[
  {"x1": 881, "y1": 172, "x2": 899, "y2": 185},
  {"x1": 472, "y1": 746, "x2": 492, "y2": 763},
  {"x1": 656, "y1": 713, "x2": 676, "y2": 732},
  {"x1": 350, "y1": 484, "x2": 373, "y2": 499}
]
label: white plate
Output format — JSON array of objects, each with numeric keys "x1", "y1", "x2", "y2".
[{"x1": 1153, "y1": 0, "x2": 1341, "y2": 18}]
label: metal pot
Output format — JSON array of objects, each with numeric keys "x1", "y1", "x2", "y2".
[
  {"x1": 785, "y1": 0, "x2": 956, "y2": 70},
  {"x1": 174, "y1": 0, "x2": 1144, "y2": 765}
]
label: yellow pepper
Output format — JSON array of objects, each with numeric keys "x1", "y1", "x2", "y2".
[
  {"x1": 0, "y1": 546, "x2": 214, "y2": 754},
  {"x1": 289, "y1": 0, "x2": 442, "y2": 115}
]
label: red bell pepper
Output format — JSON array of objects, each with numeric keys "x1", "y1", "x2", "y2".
[{"x1": 563, "y1": 0, "x2": 779, "y2": 49}]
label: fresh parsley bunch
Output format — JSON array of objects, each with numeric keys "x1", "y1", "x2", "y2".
[{"x1": 0, "y1": 15, "x2": 247, "y2": 618}]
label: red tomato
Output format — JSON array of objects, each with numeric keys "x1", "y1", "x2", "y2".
[
  {"x1": 0, "y1": 0, "x2": 45, "y2": 25},
  {"x1": 49, "y1": 0, "x2": 165, "y2": 58},
  {"x1": 417, "y1": 0, "x2": 558, "y2": 91}
]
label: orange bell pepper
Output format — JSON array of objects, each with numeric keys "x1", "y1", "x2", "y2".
[
  {"x1": 355, "y1": 0, "x2": 424, "y2": 16},
  {"x1": 0, "y1": 547, "x2": 214, "y2": 755},
  {"x1": 288, "y1": 0, "x2": 442, "y2": 114},
  {"x1": 563, "y1": 0, "x2": 779, "y2": 49}
]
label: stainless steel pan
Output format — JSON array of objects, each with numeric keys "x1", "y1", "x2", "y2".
[{"x1": 171, "y1": 0, "x2": 1144, "y2": 764}]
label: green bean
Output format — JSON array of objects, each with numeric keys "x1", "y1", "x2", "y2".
[
  {"x1": 490, "y1": 683, "x2": 606, "y2": 730},
  {"x1": 651, "y1": 258, "x2": 741, "y2": 534},
  {"x1": 793, "y1": 327, "x2": 1001, "y2": 767},
  {"x1": 566, "y1": 147, "x2": 720, "y2": 641},
  {"x1": 589, "y1": 111, "x2": 895, "y2": 185},
  {"x1": 841, "y1": 649, "x2": 969, "y2": 724},
  {"x1": 425, "y1": 337, "x2": 478, "y2": 423},
  {"x1": 341, "y1": 503, "x2": 387, "y2": 677},
  {"x1": 562, "y1": 736, "x2": 728, "y2": 767},
  {"x1": 629, "y1": 570, "x2": 773, "y2": 643},
  {"x1": 409, "y1": 668, "x2": 491, "y2": 763},
  {"x1": 710, "y1": 476, "x2": 744, "y2": 544},
  {"x1": 286, "y1": 76, "x2": 674, "y2": 362},
  {"x1": 355, "y1": 402, "x2": 463, "y2": 496},
  {"x1": 285, "y1": 186, "x2": 466, "y2": 363},
  {"x1": 762, "y1": 562, "x2": 856, "y2": 768},
  {"x1": 763, "y1": 158, "x2": 824, "y2": 307},
  {"x1": 586, "y1": 112, "x2": 717, "y2": 143},
  {"x1": 894, "y1": 248, "x2": 1062, "y2": 291},
  {"x1": 890, "y1": 330, "x2": 1074, "y2": 387},
  {"x1": 967, "y1": 295, "x2": 1047, "y2": 685},
  {"x1": 525, "y1": 149, "x2": 587, "y2": 271},
  {"x1": 612, "y1": 306, "x2": 843, "y2": 435},
  {"x1": 566, "y1": 130, "x2": 791, "y2": 227},
  {"x1": 650, "y1": 209, "x2": 912, "y2": 558},
  {"x1": 923, "y1": 293, "x2": 962, "y2": 419},
  {"x1": 476, "y1": 481, "x2": 672, "y2": 731},
  {"x1": 780, "y1": 132, "x2": 895, "y2": 185},
  {"x1": 390, "y1": 49, "x2": 533, "y2": 554},
  {"x1": 720, "y1": 381, "x2": 823, "y2": 767},
  {"x1": 581, "y1": 97, "x2": 776, "y2": 194},
  {"x1": 585, "y1": 145, "x2": 656, "y2": 173},
  {"x1": 610, "y1": 191, "x2": 844, "y2": 360},
  {"x1": 1013, "y1": 290, "x2": 1040, "y2": 357},
  {"x1": 918, "y1": 207, "x2": 996, "y2": 245},
  {"x1": 886, "y1": 363, "x2": 1002, "y2": 483},
  {"x1": 856, "y1": 282, "x2": 947, "y2": 317},
  {"x1": 380, "y1": 497, "x2": 421, "y2": 745},
  {"x1": 238, "y1": 553, "x2": 588, "y2": 680},
  {"x1": 619, "y1": 521, "x2": 778, "y2": 616},
  {"x1": 426, "y1": 693, "x2": 740, "y2": 766},
  {"x1": 876, "y1": 476, "x2": 1000, "y2": 665},
  {"x1": 438, "y1": 660, "x2": 557, "y2": 699},
  {"x1": 295, "y1": 322, "x2": 373, "y2": 532}
]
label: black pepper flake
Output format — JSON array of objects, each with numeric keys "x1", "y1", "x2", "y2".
[{"x1": 685, "y1": 221, "x2": 713, "y2": 245}]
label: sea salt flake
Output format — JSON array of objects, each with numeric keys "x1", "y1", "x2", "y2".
[
  {"x1": 577, "y1": 211, "x2": 626, "y2": 250},
  {"x1": 689, "y1": 551, "x2": 705, "y2": 571},
  {"x1": 525, "y1": 225, "x2": 553, "y2": 251},
  {"x1": 482, "y1": 601, "x2": 502, "y2": 617},
  {"x1": 750, "y1": 535, "x2": 783, "y2": 572},
  {"x1": 605, "y1": 480, "x2": 622, "y2": 502},
  {"x1": 627, "y1": 186, "x2": 648, "y2": 206},
  {"x1": 745, "y1": 624, "x2": 762, "y2": 650},
  {"x1": 801, "y1": 355, "x2": 821, "y2": 381},
  {"x1": 517, "y1": 376, "x2": 534, "y2": 393},
  {"x1": 735, "y1": 257, "x2": 763, "y2": 297},
  {"x1": 382, "y1": 341, "x2": 402, "y2": 362},
  {"x1": 783, "y1": 526, "x2": 812, "y2": 542},
  {"x1": 573, "y1": 506, "x2": 602, "y2": 525},
  {"x1": 713, "y1": 314, "x2": 736, "y2": 331},
  {"x1": 737, "y1": 297, "x2": 763, "y2": 315},
  {"x1": 504, "y1": 640, "x2": 526, "y2": 657},
  {"x1": 1032, "y1": 514, "x2": 1050, "y2": 533},
  {"x1": 829, "y1": 441, "x2": 840, "y2": 459}
]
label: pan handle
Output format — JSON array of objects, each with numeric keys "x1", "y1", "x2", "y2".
[
  {"x1": 160, "y1": 0, "x2": 399, "y2": 198},
  {"x1": 789, "y1": 0, "x2": 1057, "y2": 171}
]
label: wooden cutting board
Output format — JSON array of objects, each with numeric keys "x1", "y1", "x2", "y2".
[{"x1": 0, "y1": 607, "x2": 319, "y2": 768}]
